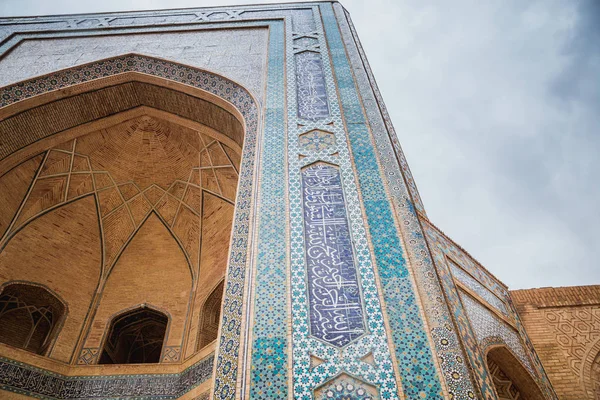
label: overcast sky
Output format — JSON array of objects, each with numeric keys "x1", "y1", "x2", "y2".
[{"x1": 1, "y1": 0, "x2": 598, "y2": 290}]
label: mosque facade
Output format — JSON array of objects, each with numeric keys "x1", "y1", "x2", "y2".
[{"x1": 0, "y1": 2, "x2": 597, "y2": 399}]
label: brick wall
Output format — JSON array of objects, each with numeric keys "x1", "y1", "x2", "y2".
[{"x1": 511, "y1": 285, "x2": 600, "y2": 399}]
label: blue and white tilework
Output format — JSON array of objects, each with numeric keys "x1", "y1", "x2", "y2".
[
  {"x1": 286, "y1": 4, "x2": 401, "y2": 400},
  {"x1": 302, "y1": 163, "x2": 366, "y2": 347},
  {"x1": 331, "y1": 4, "x2": 486, "y2": 399},
  {"x1": 0, "y1": 3, "x2": 562, "y2": 400},
  {"x1": 247, "y1": 19, "x2": 289, "y2": 400},
  {"x1": 0, "y1": 354, "x2": 213, "y2": 399},
  {"x1": 449, "y1": 261, "x2": 508, "y2": 316},
  {"x1": 459, "y1": 291, "x2": 535, "y2": 375},
  {"x1": 295, "y1": 51, "x2": 330, "y2": 121},
  {"x1": 320, "y1": 4, "x2": 445, "y2": 396}
]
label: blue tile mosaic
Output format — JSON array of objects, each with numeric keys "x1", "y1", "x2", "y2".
[
  {"x1": 319, "y1": 3, "x2": 445, "y2": 398},
  {"x1": 0, "y1": 4, "x2": 560, "y2": 400},
  {"x1": 302, "y1": 163, "x2": 365, "y2": 347},
  {"x1": 287, "y1": 5, "x2": 400, "y2": 400},
  {"x1": 248, "y1": 19, "x2": 289, "y2": 400},
  {"x1": 0, "y1": 354, "x2": 213, "y2": 399},
  {"x1": 333, "y1": 4, "x2": 485, "y2": 398},
  {"x1": 448, "y1": 261, "x2": 508, "y2": 316}
]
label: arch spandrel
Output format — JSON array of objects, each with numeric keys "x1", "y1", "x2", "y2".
[{"x1": 0, "y1": 195, "x2": 101, "y2": 362}]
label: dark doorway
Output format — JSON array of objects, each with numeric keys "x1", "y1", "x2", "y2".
[{"x1": 99, "y1": 307, "x2": 168, "y2": 364}]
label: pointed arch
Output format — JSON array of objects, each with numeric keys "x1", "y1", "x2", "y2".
[
  {"x1": 86, "y1": 212, "x2": 192, "y2": 360},
  {"x1": 98, "y1": 304, "x2": 169, "y2": 365},
  {"x1": 197, "y1": 280, "x2": 224, "y2": 350},
  {"x1": 0, "y1": 195, "x2": 101, "y2": 362},
  {"x1": 486, "y1": 345, "x2": 546, "y2": 400},
  {"x1": 582, "y1": 338, "x2": 600, "y2": 398},
  {"x1": 0, "y1": 281, "x2": 67, "y2": 356},
  {"x1": 0, "y1": 55, "x2": 261, "y2": 393},
  {"x1": 0, "y1": 53, "x2": 258, "y2": 173}
]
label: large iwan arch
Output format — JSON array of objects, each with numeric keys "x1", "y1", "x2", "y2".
[{"x1": 0, "y1": 54, "x2": 260, "y2": 398}]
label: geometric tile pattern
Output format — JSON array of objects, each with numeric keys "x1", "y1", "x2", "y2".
[
  {"x1": 332, "y1": 5, "x2": 484, "y2": 399},
  {"x1": 424, "y1": 221, "x2": 557, "y2": 400},
  {"x1": 302, "y1": 163, "x2": 366, "y2": 347},
  {"x1": 314, "y1": 373, "x2": 379, "y2": 400},
  {"x1": 162, "y1": 346, "x2": 182, "y2": 363},
  {"x1": 299, "y1": 129, "x2": 336, "y2": 153},
  {"x1": 426, "y1": 224, "x2": 504, "y2": 400},
  {"x1": 248, "y1": 19, "x2": 288, "y2": 400},
  {"x1": 0, "y1": 4, "x2": 561, "y2": 400},
  {"x1": 460, "y1": 291, "x2": 535, "y2": 376},
  {"x1": 321, "y1": 3, "x2": 444, "y2": 398},
  {"x1": 287, "y1": 5, "x2": 400, "y2": 400},
  {"x1": 0, "y1": 354, "x2": 213, "y2": 399},
  {"x1": 77, "y1": 348, "x2": 100, "y2": 366},
  {"x1": 449, "y1": 261, "x2": 509, "y2": 316},
  {"x1": 333, "y1": 12, "x2": 426, "y2": 217}
]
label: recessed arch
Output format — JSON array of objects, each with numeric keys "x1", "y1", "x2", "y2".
[
  {"x1": 0, "y1": 195, "x2": 101, "y2": 362},
  {"x1": 197, "y1": 280, "x2": 224, "y2": 350},
  {"x1": 0, "y1": 281, "x2": 67, "y2": 356},
  {"x1": 0, "y1": 54, "x2": 260, "y2": 395},
  {"x1": 582, "y1": 337, "x2": 600, "y2": 398},
  {"x1": 98, "y1": 304, "x2": 169, "y2": 365},
  {"x1": 0, "y1": 54, "x2": 258, "y2": 173},
  {"x1": 486, "y1": 345, "x2": 546, "y2": 400}
]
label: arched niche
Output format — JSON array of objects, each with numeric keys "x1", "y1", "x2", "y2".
[
  {"x1": 87, "y1": 212, "x2": 192, "y2": 361},
  {"x1": 0, "y1": 282, "x2": 66, "y2": 356},
  {"x1": 486, "y1": 345, "x2": 545, "y2": 400},
  {"x1": 99, "y1": 305, "x2": 169, "y2": 365},
  {"x1": 0, "y1": 55, "x2": 259, "y2": 372},
  {"x1": 198, "y1": 280, "x2": 224, "y2": 350}
]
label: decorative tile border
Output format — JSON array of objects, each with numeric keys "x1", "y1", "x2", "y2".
[
  {"x1": 425, "y1": 221, "x2": 557, "y2": 400},
  {"x1": 0, "y1": 354, "x2": 213, "y2": 399},
  {"x1": 0, "y1": 4, "x2": 562, "y2": 400},
  {"x1": 320, "y1": 3, "x2": 447, "y2": 398},
  {"x1": 460, "y1": 292, "x2": 534, "y2": 375},
  {"x1": 286, "y1": 4, "x2": 401, "y2": 400},
  {"x1": 449, "y1": 261, "x2": 508, "y2": 316},
  {"x1": 332, "y1": 4, "x2": 483, "y2": 399},
  {"x1": 247, "y1": 19, "x2": 289, "y2": 400}
]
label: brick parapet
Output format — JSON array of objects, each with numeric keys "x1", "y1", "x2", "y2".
[{"x1": 511, "y1": 285, "x2": 600, "y2": 308}]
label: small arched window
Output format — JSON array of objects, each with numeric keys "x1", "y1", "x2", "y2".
[
  {"x1": 198, "y1": 281, "x2": 224, "y2": 350},
  {"x1": 0, "y1": 283, "x2": 66, "y2": 355},
  {"x1": 99, "y1": 307, "x2": 168, "y2": 364}
]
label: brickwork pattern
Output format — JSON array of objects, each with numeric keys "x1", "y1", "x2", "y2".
[{"x1": 512, "y1": 286, "x2": 600, "y2": 399}]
